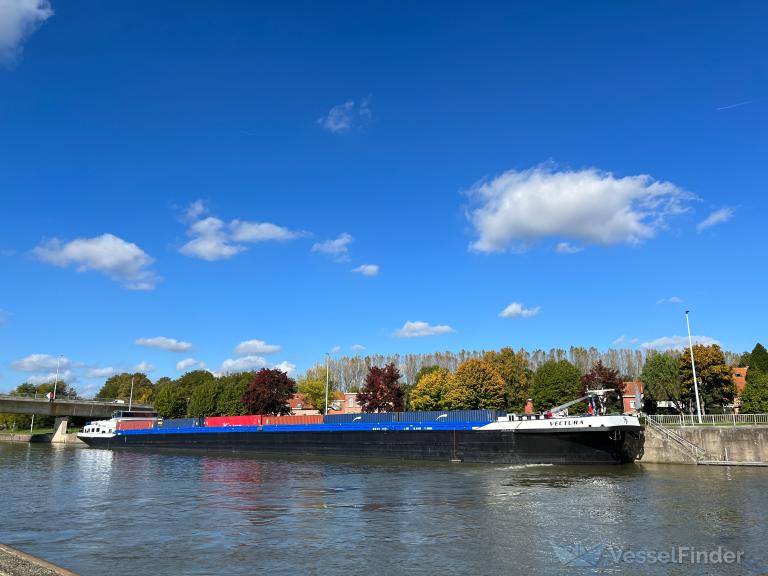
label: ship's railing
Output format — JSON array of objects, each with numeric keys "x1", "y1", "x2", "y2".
[
  {"x1": 647, "y1": 413, "x2": 768, "y2": 427},
  {"x1": 644, "y1": 416, "x2": 708, "y2": 462}
]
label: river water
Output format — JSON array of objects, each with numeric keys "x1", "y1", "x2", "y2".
[{"x1": 0, "y1": 443, "x2": 766, "y2": 576}]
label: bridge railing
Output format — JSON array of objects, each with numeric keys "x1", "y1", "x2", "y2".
[
  {"x1": 0, "y1": 393, "x2": 138, "y2": 405},
  {"x1": 647, "y1": 413, "x2": 768, "y2": 427}
]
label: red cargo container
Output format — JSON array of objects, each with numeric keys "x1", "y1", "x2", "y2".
[
  {"x1": 116, "y1": 419, "x2": 155, "y2": 430},
  {"x1": 263, "y1": 415, "x2": 323, "y2": 425},
  {"x1": 204, "y1": 415, "x2": 262, "y2": 427}
]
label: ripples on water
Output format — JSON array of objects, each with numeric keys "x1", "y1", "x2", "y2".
[{"x1": 1, "y1": 443, "x2": 767, "y2": 575}]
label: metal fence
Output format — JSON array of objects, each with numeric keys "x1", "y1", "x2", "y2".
[{"x1": 647, "y1": 414, "x2": 768, "y2": 427}]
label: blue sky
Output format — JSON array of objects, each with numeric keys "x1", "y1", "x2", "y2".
[{"x1": 1, "y1": 1, "x2": 766, "y2": 394}]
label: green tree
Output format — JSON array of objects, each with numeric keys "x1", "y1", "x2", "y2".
[
  {"x1": 298, "y1": 363, "x2": 338, "y2": 414},
  {"x1": 747, "y1": 343, "x2": 768, "y2": 373},
  {"x1": 95, "y1": 373, "x2": 153, "y2": 403},
  {"x1": 530, "y1": 360, "x2": 581, "y2": 411},
  {"x1": 216, "y1": 373, "x2": 253, "y2": 416},
  {"x1": 357, "y1": 364, "x2": 405, "y2": 412},
  {"x1": 443, "y1": 359, "x2": 505, "y2": 410},
  {"x1": 410, "y1": 368, "x2": 453, "y2": 410},
  {"x1": 175, "y1": 370, "x2": 216, "y2": 397},
  {"x1": 414, "y1": 365, "x2": 442, "y2": 385},
  {"x1": 483, "y1": 348, "x2": 531, "y2": 412},
  {"x1": 641, "y1": 351, "x2": 683, "y2": 412},
  {"x1": 298, "y1": 379, "x2": 335, "y2": 414},
  {"x1": 242, "y1": 368, "x2": 296, "y2": 415},
  {"x1": 740, "y1": 371, "x2": 768, "y2": 413},
  {"x1": 154, "y1": 384, "x2": 187, "y2": 419},
  {"x1": 680, "y1": 344, "x2": 735, "y2": 414},
  {"x1": 188, "y1": 380, "x2": 223, "y2": 418}
]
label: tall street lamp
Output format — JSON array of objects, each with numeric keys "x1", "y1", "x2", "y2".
[
  {"x1": 685, "y1": 310, "x2": 703, "y2": 424},
  {"x1": 53, "y1": 355, "x2": 61, "y2": 400},
  {"x1": 325, "y1": 352, "x2": 330, "y2": 416}
]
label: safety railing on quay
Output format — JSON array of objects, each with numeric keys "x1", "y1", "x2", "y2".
[{"x1": 646, "y1": 413, "x2": 768, "y2": 427}]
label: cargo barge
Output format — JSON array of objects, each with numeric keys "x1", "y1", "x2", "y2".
[{"x1": 78, "y1": 403, "x2": 645, "y2": 465}]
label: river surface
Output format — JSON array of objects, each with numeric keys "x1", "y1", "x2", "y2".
[{"x1": 1, "y1": 443, "x2": 767, "y2": 575}]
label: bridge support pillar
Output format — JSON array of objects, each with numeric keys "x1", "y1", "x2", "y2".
[{"x1": 52, "y1": 417, "x2": 69, "y2": 443}]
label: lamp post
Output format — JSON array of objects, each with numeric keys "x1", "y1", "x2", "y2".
[
  {"x1": 52, "y1": 355, "x2": 61, "y2": 401},
  {"x1": 685, "y1": 310, "x2": 703, "y2": 424},
  {"x1": 324, "y1": 352, "x2": 330, "y2": 416},
  {"x1": 129, "y1": 375, "x2": 135, "y2": 411}
]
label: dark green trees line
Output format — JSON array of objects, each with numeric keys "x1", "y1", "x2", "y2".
[{"x1": 2, "y1": 342, "x2": 765, "y2": 426}]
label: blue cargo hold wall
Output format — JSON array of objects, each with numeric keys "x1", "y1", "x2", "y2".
[{"x1": 323, "y1": 409, "x2": 504, "y2": 424}]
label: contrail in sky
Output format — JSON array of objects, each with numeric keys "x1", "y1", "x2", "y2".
[{"x1": 716, "y1": 99, "x2": 757, "y2": 111}]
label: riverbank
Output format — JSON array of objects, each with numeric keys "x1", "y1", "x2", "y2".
[
  {"x1": 0, "y1": 433, "x2": 83, "y2": 445},
  {"x1": 0, "y1": 544, "x2": 79, "y2": 576},
  {"x1": 643, "y1": 424, "x2": 768, "y2": 464}
]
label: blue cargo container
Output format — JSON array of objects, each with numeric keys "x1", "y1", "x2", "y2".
[
  {"x1": 397, "y1": 409, "x2": 504, "y2": 423},
  {"x1": 324, "y1": 410, "x2": 504, "y2": 425},
  {"x1": 324, "y1": 412, "x2": 397, "y2": 424},
  {"x1": 156, "y1": 417, "x2": 202, "y2": 429}
]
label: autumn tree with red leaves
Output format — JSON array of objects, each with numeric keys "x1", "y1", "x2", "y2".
[
  {"x1": 581, "y1": 360, "x2": 625, "y2": 412},
  {"x1": 357, "y1": 363, "x2": 405, "y2": 413},
  {"x1": 241, "y1": 368, "x2": 297, "y2": 415}
]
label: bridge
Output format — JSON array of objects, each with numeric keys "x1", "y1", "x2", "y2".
[{"x1": 0, "y1": 394, "x2": 154, "y2": 419}]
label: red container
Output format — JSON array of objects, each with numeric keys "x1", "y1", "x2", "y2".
[
  {"x1": 263, "y1": 415, "x2": 323, "y2": 425},
  {"x1": 116, "y1": 419, "x2": 155, "y2": 430},
  {"x1": 204, "y1": 415, "x2": 262, "y2": 427}
]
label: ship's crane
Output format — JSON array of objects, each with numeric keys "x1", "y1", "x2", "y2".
[{"x1": 548, "y1": 388, "x2": 616, "y2": 415}]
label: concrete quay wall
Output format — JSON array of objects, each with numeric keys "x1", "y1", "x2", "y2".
[{"x1": 642, "y1": 425, "x2": 768, "y2": 464}]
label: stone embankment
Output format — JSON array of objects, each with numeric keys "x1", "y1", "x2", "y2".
[{"x1": 0, "y1": 544, "x2": 78, "y2": 576}]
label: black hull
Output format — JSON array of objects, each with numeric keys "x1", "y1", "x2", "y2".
[{"x1": 81, "y1": 428, "x2": 644, "y2": 465}]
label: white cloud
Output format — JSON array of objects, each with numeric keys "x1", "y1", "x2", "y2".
[
  {"x1": 352, "y1": 264, "x2": 379, "y2": 276},
  {"x1": 351, "y1": 344, "x2": 365, "y2": 352},
  {"x1": 499, "y1": 302, "x2": 540, "y2": 318},
  {"x1": 330, "y1": 345, "x2": 342, "y2": 354},
  {"x1": 133, "y1": 361, "x2": 155, "y2": 373},
  {"x1": 135, "y1": 336, "x2": 192, "y2": 353},
  {"x1": 318, "y1": 97, "x2": 372, "y2": 134},
  {"x1": 555, "y1": 242, "x2": 583, "y2": 254},
  {"x1": 33, "y1": 233, "x2": 158, "y2": 290},
  {"x1": 0, "y1": 0, "x2": 53, "y2": 63},
  {"x1": 466, "y1": 165, "x2": 693, "y2": 252},
  {"x1": 0, "y1": 308, "x2": 9, "y2": 325},
  {"x1": 176, "y1": 358, "x2": 207, "y2": 372},
  {"x1": 234, "y1": 339, "x2": 282, "y2": 355},
  {"x1": 273, "y1": 360, "x2": 297, "y2": 376},
  {"x1": 641, "y1": 335, "x2": 720, "y2": 350},
  {"x1": 697, "y1": 207, "x2": 734, "y2": 232},
  {"x1": 11, "y1": 353, "x2": 71, "y2": 372},
  {"x1": 657, "y1": 296, "x2": 683, "y2": 304},
  {"x1": 311, "y1": 233, "x2": 353, "y2": 261},
  {"x1": 219, "y1": 355, "x2": 267, "y2": 374},
  {"x1": 230, "y1": 220, "x2": 301, "y2": 242},
  {"x1": 86, "y1": 367, "x2": 116, "y2": 379},
  {"x1": 180, "y1": 217, "x2": 243, "y2": 261},
  {"x1": 179, "y1": 203, "x2": 303, "y2": 261},
  {"x1": 26, "y1": 369, "x2": 75, "y2": 385},
  {"x1": 394, "y1": 320, "x2": 456, "y2": 338},
  {"x1": 183, "y1": 200, "x2": 208, "y2": 222},
  {"x1": 613, "y1": 335, "x2": 640, "y2": 346}
]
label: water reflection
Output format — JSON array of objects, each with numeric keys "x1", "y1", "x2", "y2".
[{"x1": 1, "y1": 445, "x2": 767, "y2": 576}]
